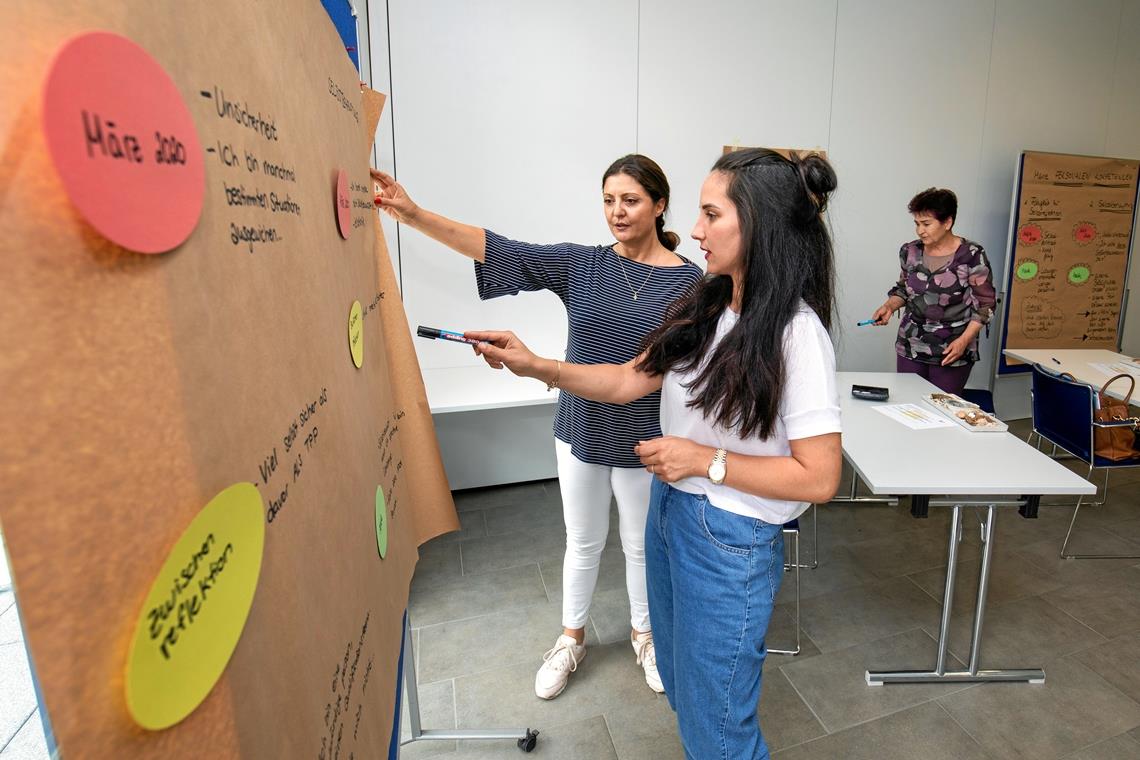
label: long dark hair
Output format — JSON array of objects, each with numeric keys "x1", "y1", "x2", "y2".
[
  {"x1": 602, "y1": 154, "x2": 680, "y2": 251},
  {"x1": 637, "y1": 148, "x2": 837, "y2": 439}
]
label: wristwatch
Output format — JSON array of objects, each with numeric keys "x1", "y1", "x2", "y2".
[{"x1": 707, "y1": 448, "x2": 728, "y2": 485}]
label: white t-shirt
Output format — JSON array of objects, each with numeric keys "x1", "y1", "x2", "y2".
[{"x1": 661, "y1": 304, "x2": 841, "y2": 524}]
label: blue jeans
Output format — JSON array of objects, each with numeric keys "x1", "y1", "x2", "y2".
[{"x1": 646, "y1": 478, "x2": 784, "y2": 760}]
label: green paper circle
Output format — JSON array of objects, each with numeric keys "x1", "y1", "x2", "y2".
[
  {"x1": 375, "y1": 486, "x2": 388, "y2": 559},
  {"x1": 1068, "y1": 266, "x2": 1091, "y2": 285},
  {"x1": 1016, "y1": 261, "x2": 1039, "y2": 281}
]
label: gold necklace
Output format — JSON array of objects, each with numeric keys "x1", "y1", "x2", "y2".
[{"x1": 617, "y1": 252, "x2": 655, "y2": 301}]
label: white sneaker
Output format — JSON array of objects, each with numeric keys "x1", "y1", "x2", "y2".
[
  {"x1": 632, "y1": 631, "x2": 664, "y2": 693},
  {"x1": 535, "y1": 634, "x2": 586, "y2": 700}
]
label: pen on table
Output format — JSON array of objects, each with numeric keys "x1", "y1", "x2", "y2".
[
  {"x1": 856, "y1": 319, "x2": 876, "y2": 327},
  {"x1": 1051, "y1": 357, "x2": 1062, "y2": 365}
]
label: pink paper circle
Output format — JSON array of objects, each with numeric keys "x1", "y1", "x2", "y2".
[
  {"x1": 42, "y1": 32, "x2": 205, "y2": 254},
  {"x1": 335, "y1": 169, "x2": 351, "y2": 239},
  {"x1": 1073, "y1": 222, "x2": 1097, "y2": 244}
]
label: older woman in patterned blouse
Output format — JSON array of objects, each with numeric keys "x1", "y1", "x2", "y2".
[{"x1": 870, "y1": 188, "x2": 996, "y2": 395}]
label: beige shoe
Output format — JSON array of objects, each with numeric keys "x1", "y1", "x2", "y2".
[
  {"x1": 632, "y1": 631, "x2": 664, "y2": 693},
  {"x1": 535, "y1": 634, "x2": 586, "y2": 700}
]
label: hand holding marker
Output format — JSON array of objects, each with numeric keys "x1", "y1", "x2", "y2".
[{"x1": 856, "y1": 319, "x2": 876, "y2": 326}]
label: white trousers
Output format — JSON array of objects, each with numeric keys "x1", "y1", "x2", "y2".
[{"x1": 555, "y1": 439, "x2": 652, "y2": 632}]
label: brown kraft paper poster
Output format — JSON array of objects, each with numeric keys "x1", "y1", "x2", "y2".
[
  {"x1": 722, "y1": 145, "x2": 829, "y2": 160},
  {"x1": 0, "y1": 2, "x2": 456, "y2": 757},
  {"x1": 362, "y1": 86, "x2": 459, "y2": 546},
  {"x1": 1006, "y1": 151, "x2": 1138, "y2": 354}
]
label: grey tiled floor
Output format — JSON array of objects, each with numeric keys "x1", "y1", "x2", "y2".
[
  {"x1": 401, "y1": 419, "x2": 1140, "y2": 759},
  {"x1": 0, "y1": 532, "x2": 49, "y2": 760},
  {"x1": 3, "y1": 420, "x2": 1139, "y2": 759}
]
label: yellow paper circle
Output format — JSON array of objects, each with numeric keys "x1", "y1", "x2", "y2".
[
  {"x1": 375, "y1": 486, "x2": 388, "y2": 559},
  {"x1": 125, "y1": 482, "x2": 266, "y2": 730},
  {"x1": 348, "y1": 300, "x2": 364, "y2": 368}
]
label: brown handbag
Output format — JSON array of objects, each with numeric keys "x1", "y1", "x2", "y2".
[{"x1": 1094, "y1": 374, "x2": 1139, "y2": 461}]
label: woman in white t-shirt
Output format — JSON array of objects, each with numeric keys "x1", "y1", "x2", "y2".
[{"x1": 468, "y1": 148, "x2": 843, "y2": 760}]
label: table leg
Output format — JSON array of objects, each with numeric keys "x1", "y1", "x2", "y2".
[
  {"x1": 867, "y1": 502, "x2": 1045, "y2": 685},
  {"x1": 830, "y1": 469, "x2": 899, "y2": 505},
  {"x1": 967, "y1": 505, "x2": 995, "y2": 674},
  {"x1": 933, "y1": 506, "x2": 962, "y2": 676}
]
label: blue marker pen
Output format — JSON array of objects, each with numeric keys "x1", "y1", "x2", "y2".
[
  {"x1": 417, "y1": 325, "x2": 483, "y2": 345},
  {"x1": 856, "y1": 319, "x2": 876, "y2": 326}
]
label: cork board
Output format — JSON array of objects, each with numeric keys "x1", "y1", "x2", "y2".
[
  {"x1": 999, "y1": 151, "x2": 1139, "y2": 373},
  {"x1": 0, "y1": 2, "x2": 457, "y2": 757},
  {"x1": 722, "y1": 145, "x2": 829, "y2": 160}
]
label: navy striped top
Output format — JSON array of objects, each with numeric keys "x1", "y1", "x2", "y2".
[{"x1": 475, "y1": 230, "x2": 704, "y2": 467}]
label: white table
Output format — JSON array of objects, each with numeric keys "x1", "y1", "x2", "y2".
[
  {"x1": 838, "y1": 372, "x2": 1095, "y2": 685},
  {"x1": 1002, "y1": 348, "x2": 1140, "y2": 403},
  {"x1": 421, "y1": 366, "x2": 558, "y2": 489},
  {"x1": 421, "y1": 365, "x2": 557, "y2": 414}
]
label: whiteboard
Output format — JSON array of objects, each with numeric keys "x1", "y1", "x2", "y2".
[{"x1": 996, "y1": 151, "x2": 1138, "y2": 374}]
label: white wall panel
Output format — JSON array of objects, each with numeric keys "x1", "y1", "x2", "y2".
[
  {"x1": 977, "y1": 0, "x2": 1123, "y2": 401},
  {"x1": 637, "y1": 0, "x2": 838, "y2": 265},
  {"x1": 827, "y1": 0, "x2": 995, "y2": 373},
  {"x1": 366, "y1": 0, "x2": 401, "y2": 280},
  {"x1": 1107, "y1": 0, "x2": 1140, "y2": 355},
  {"x1": 370, "y1": 0, "x2": 1140, "y2": 430},
  {"x1": 387, "y1": 0, "x2": 638, "y2": 371}
]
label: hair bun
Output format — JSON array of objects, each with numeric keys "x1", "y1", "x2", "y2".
[{"x1": 791, "y1": 152, "x2": 837, "y2": 216}]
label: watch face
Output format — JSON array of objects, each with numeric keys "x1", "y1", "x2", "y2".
[{"x1": 709, "y1": 463, "x2": 726, "y2": 483}]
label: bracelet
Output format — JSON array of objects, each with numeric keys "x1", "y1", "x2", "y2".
[{"x1": 546, "y1": 360, "x2": 561, "y2": 392}]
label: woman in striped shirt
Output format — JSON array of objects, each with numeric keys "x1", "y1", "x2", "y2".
[{"x1": 373, "y1": 156, "x2": 703, "y2": 700}]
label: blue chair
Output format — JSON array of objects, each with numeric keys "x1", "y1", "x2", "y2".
[
  {"x1": 960, "y1": 388, "x2": 995, "y2": 414},
  {"x1": 1028, "y1": 364, "x2": 1140, "y2": 559}
]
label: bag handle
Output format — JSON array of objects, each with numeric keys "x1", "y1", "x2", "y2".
[
  {"x1": 1095, "y1": 415, "x2": 1140, "y2": 429},
  {"x1": 1099, "y1": 373, "x2": 1136, "y2": 406}
]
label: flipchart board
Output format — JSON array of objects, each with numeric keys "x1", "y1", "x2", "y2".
[
  {"x1": 723, "y1": 145, "x2": 828, "y2": 160},
  {"x1": 0, "y1": 2, "x2": 457, "y2": 757},
  {"x1": 998, "y1": 151, "x2": 1139, "y2": 374}
]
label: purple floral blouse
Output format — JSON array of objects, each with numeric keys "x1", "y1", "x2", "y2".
[{"x1": 887, "y1": 238, "x2": 996, "y2": 367}]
